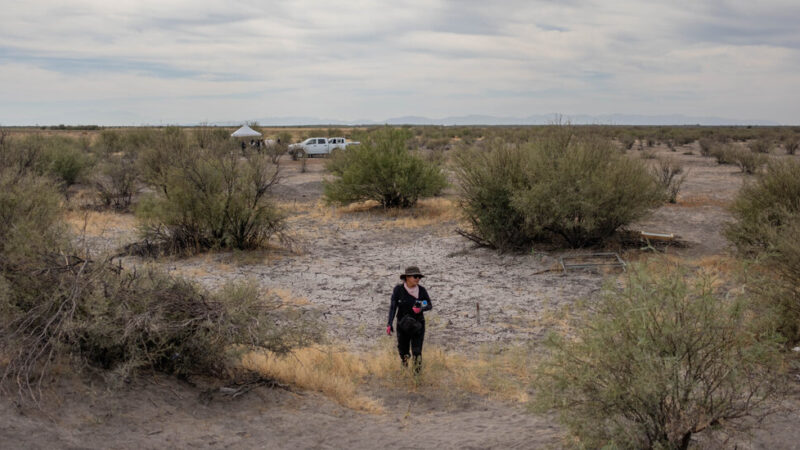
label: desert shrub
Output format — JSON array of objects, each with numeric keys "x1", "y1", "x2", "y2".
[
  {"x1": 97, "y1": 129, "x2": 126, "y2": 154},
  {"x1": 0, "y1": 134, "x2": 49, "y2": 176},
  {"x1": 0, "y1": 133, "x2": 94, "y2": 188},
  {"x1": 534, "y1": 262, "x2": 785, "y2": 449},
  {"x1": 456, "y1": 129, "x2": 663, "y2": 249},
  {"x1": 323, "y1": 127, "x2": 447, "y2": 208},
  {"x1": 136, "y1": 140, "x2": 284, "y2": 252},
  {"x1": 726, "y1": 159, "x2": 800, "y2": 254},
  {"x1": 48, "y1": 143, "x2": 93, "y2": 186},
  {"x1": 454, "y1": 140, "x2": 530, "y2": 250},
  {"x1": 0, "y1": 167, "x2": 319, "y2": 401},
  {"x1": 194, "y1": 123, "x2": 230, "y2": 149},
  {"x1": 732, "y1": 148, "x2": 768, "y2": 174},
  {"x1": 698, "y1": 137, "x2": 715, "y2": 156},
  {"x1": 709, "y1": 143, "x2": 738, "y2": 165},
  {"x1": 748, "y1": 138, "x2": 773, "y2": 154},
  {"x1": 726, "y1": 159, "x2": 800, "y2": 341},
  {"x1": 77, "y1": 272, "x2": 321, "y2": 379},
  {"x1": 94, "y1": 154, "x2": 138, "y2": 210},
  {"x1": 782, "y1": 138, "x2": 799, "y2": 155},
  {"x1": 651, "y1": 156, "x2": 687, "y2": 203},
  {"x1": 619, "y1": 134, "x2": 635, "y2": 150},
  {"x1": 0, "y1": 169, "x2": 66, "y2": 269}
]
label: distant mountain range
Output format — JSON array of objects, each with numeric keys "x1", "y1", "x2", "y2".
[{"x1": 214, "y1": 113, "x2": 781, "y2": 127}]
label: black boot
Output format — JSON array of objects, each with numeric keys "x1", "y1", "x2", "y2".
[
  {"x1": 413, "y1": 355, "x2": 422, "y2": 374},
  {"x1": 401, "y1": 354, "x2": 409, "y2": 367}
]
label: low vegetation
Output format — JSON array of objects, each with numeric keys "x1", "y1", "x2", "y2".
[
  {"x1": 534, "y1": 262, "x2": 785, "y2": 449},
  {"x1": 0, "y1": 151, "x2": 318, "y2": 403}
]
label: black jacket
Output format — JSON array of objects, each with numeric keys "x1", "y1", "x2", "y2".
[{"x1": 387, "y1": 284, "x2": 433, "y2": 328}]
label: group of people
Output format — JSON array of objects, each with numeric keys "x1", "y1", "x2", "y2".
[
  {"x1": 386, "y1": 266, "x2": 433, "y2": 373},
  {"x1": 239, "y1": 138, "x2": 280, "y2": 152}
]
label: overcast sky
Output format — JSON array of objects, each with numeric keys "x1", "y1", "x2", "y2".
[{"x1": 1, "y1": 0, "x2": 798, "y2": 125}]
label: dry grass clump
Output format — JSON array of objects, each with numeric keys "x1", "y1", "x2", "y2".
[
  {"x1": 366, "y1": 339, "x2": 535, "y2": 403},
  {"x1": 243, "y1": 346, "x2": 382, "y2": 413},
  {"x1": 242, "y1": 339, "x2": 535, "y2": 413},
  {"x1": 283, "y1": 197, "x2": 461, "y2": 231},
  {"x1": 63, "y1": 210, "x2": 137, "y2": 237}
]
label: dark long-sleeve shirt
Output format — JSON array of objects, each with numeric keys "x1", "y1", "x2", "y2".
[{"x1": 387, "y1": 284, "x2": 432, "y2": 328}]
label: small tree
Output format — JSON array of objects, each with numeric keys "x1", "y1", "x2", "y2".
[
  {"x1": 323, "y1": 127, "x2": 447, "y2": 208},
  {"x1": 534, "y1": 262, "x2": 784, "y2": 449}
]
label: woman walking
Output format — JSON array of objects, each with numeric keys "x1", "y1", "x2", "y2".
[{"x1": 386, "y1": 266, "x2": 433, "y2": 372}]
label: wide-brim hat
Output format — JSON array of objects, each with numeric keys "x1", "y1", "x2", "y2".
[{"x1": 400, "y1": 266, "x2": 424, "y2": 279}]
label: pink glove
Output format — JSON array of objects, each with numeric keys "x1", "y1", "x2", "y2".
[
  {"x1": 412, "y1": 307, "x2": 421, "y2": 314},
  {"x1": 386, "y1": 325, "x2": 392, "y2": 336}
]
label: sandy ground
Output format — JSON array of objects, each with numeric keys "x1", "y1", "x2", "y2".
[{"x1": 4, "y1": 143, "x2": 800, "y2": 449}]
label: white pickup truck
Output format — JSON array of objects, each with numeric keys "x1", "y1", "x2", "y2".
[{"x1": 288, "y1": 137, "x2": 360, "y2": 160}]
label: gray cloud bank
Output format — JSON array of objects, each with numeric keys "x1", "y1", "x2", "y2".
[{"x1": 1, "y1": 0, "x2": 798, "y2": 125}]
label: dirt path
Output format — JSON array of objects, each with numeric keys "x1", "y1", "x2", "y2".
[{"x1": 1, "y1": 375, "x2": 563, "y2": 449}]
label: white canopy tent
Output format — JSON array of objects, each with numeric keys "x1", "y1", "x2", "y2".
[{"x1": 230, "y1": 125, "x2": 262, "y2": 138}]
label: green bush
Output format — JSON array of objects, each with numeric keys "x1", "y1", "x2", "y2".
[
  {"x1": 49, "y1": 143, "x2": 93, "y2": 186},
  {"x1": 323, "y1": 127, "x2": 447, "y2": 208},
  {"x1": 136, "y1": 139, "x2": 284, "y2": 253},
  {"x1": 726, "y1": 159, "x2": 800, "y2": 341},
  {"x1": 534, "y1": 262, "x2": 784, "y2": 449},
  {"x1": 454, "y1": 140, "x2": 530, "y2": 250},
  {"x1": 0, "y1": 169, "x2": 65, "y2": 270},
  {"x1": 726, "y1": 159, "x2": 800, "y2": 254},
  {"x1": 455, "y1": 129, "x2": 663, "y2": 249}
]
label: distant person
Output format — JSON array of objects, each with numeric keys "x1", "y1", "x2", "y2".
[
  {"x1": 241, "y1": 141, "x2": 246, "y2": 151},
  {"x1": 386, "y1": 266, "x2": 433, "y2": 373}
]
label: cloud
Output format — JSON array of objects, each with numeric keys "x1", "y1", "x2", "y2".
[{"x1": 0, "y1": 0, "x2": 798, "y2": 124}]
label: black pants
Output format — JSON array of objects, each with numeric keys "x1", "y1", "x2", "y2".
[{"x1": 397, "y1": 322, "x2": 425, "y2": 360}]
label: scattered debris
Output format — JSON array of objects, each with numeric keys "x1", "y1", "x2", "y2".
[{"x1": 559, "y1": 253, "x2": 626, "y2": 274}]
